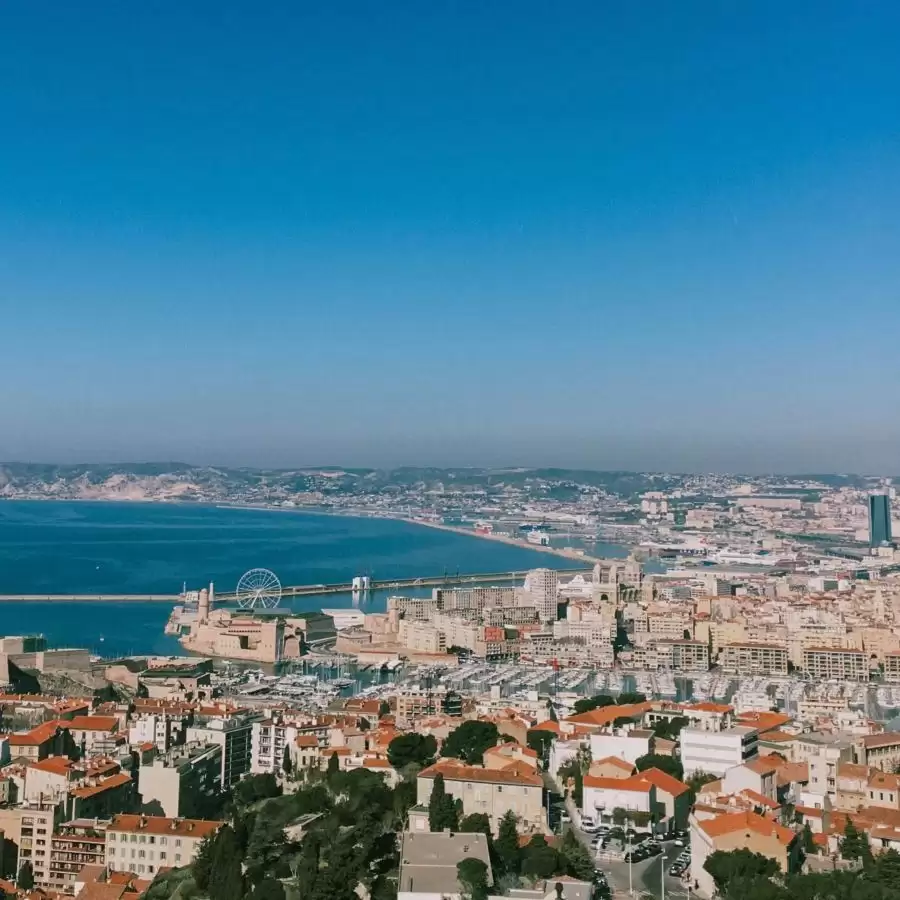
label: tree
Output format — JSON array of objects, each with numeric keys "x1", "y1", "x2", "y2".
[
  {"x1": 560, "y1": 828, "x2": 595, "y2": 881},
  {"x1": 358, "y1": 718, "x2": 371, "y2": 731},
  {"x1": 251, "y1": 877, "x2": 287, "y2": 900},
  {"x1": 495, "y1": 811, "x2": 521, "y2": 876},
  {"x1": 521, "y1": 835, "x2": 559, "y2": 880},
  {"x1": 442, "y1": 720, "x2": 499, "y2": 765},
  {"x1": 652, "y1": 716, "x2": 689, "y2": 741},
  {"x1": 327, "y1": 751, "x2": 341, "y2": 780},
  {"x1": 379, "y1": 700, "x2": 391, "y2": 717},
  {"x1": 527, "y1": 728, "x2": 556, "y2": 762},
  {"x1": 873, "y1": 848, "x2": 900, "y2": 884},
  {"x1": 193, "y1": 834, "x2": 215, "y2": 890},
  {"x1": 234, "y1": 772, "x2": 282, "y2": 806},
  {"x1": 460, "y1": 813, "x2": 492, "y2": 836},
  {"x1": 17, "y1": 861, "x2": 34, "y2": 890},
  {"x1": 616, "y1": 692, "x2": 647, "y2": 705},
  {"x1": 572, "y1": 694, "x2": 615, "y2": 715},
  {"x1": 457, "y1": 858, "x2": 489, "y2": 900},
  {"x1": 612, "y1": 807, "x2": 628, "y2": 826},
  {"x1": 612, "y1": 716, "x2": 636, "y2": 729},
  {"x1": 387, "y1": 733, "x2": 438, "y2": 770},
  {"x1": 801, "y1": 822, "x2": 816, "y2": 855},
  {"x1": 686, "y1": 771, "x2": 718, "y2": 794},
  {"x1": 635, "y1": 754, "x2": 684, "y2": 781},
  {"x1": 209, "y1": 825, "x2": 246, "y2": 900},
  {"x1": 704, "y1": 849, "x2": 778, "y2": 893},
  {"x1": 840, "y1": 818, "x2": 872, "y2": 864},
  {"x1": 282, "y1": 745, "x2": 293, "y2": 777},
  {"x1": 428, "y1": 773, "x2": 459, "y2": 832}
]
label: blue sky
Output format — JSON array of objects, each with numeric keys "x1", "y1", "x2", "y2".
[{"x1": 1, "y1": 2, "x2": 899, "y2": 472}]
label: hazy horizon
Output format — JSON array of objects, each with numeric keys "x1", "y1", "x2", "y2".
[{"x1": 2, "y1": 3, "x2": 898, "y2": 471}]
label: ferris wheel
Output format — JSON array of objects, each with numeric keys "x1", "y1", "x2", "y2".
[{"x1": 235, "y1": 568, "x2": 282, "y2": 610}]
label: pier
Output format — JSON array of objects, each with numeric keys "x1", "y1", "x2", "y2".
[{"x1": 0, "y1": 566, "x2": 597, "y2": 603}]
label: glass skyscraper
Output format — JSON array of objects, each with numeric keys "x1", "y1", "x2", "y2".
[{"x1": 869, "y1": 493, "x2": 893, "y2": 547}]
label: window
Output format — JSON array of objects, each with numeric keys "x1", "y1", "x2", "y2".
[
  {"x1": 160, "y1": 837, "x2": 167, "y2": 846},
  {"x1": 175, "y1": 854, "x2": 182, "y2": 863},
  {"x1": 160, "y1": 852, "x2": 167, "y2": 861},
  {"x1": 110, "y1": 834, "x2": 116, "y2": 842},
  {"x1": 149, "y1": 836, "x2": 155, "y2": 844},
  {"x1": 175, "y1": 839, "x2": 182, "y2": 847},
  {"x1": 139, "y1": 851, "x2": 145, "y2": 859}
]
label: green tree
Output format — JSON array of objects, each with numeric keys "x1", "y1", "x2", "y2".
[
  {"x1": 572, "y1": 694, "x2": 615, "y2": 715},
  {"x1": 686, "y1": 771, "x2": 718, "y2": 794},
  {"x1": 873, "y1": 848, "x2": 900, "y2": 884},
  {"x1": 379, "y1": 700, "x2": 391, "y2": 717},
  {"x1": 616, "y1": 692, "x2": 647, "y2": 704},
  {"x1": 527, "y1": 729, "x2": 555, "y2": 762},
  {"x1": 495, "y1": 811, "x2": 521, "y2": 876},
  {"x1": 460, "y1": 813, "x2": 492, "y2": 836},
  {"x1": 327, "y1": 751, "x2": 341, "y2": 780},
  {"x1": 282, "y1": 744, "x2": 293, "y2": 777},
  {"x1": 612, "y1": 807, "x2": 628, "y2": 826},
  {"x1": 840, "y1": 817, "x2": 872, "y2": 865},
  {"x1": 209, "y1": 825, "x2": 246, "y2": 900},
  {"x1": 801, "y1": 822, "x2": 816, "y2": 855},
  {"x1": 560, "y1": 829, "x2": 595, "y2": 881},
  {"x1": 704, "y1": 849, "x2": 778, "y2": 893},
  {"x1": 193, "y1": 834, "x2": 215, "y2": 890},
  {"x1": 652, "y1": 716, "x2": 689, "y2": 741},
  {"x1": 387, "y1": 733, "x2": 438, "y2": 770},
  {"x1": 443, "y1": 720, "x2": 500, "y2": 765},
  {"x1": 234, "y1": 772, "x2": 282, "y2": 806},
  {"x1": 251, "y1": 877, "x2": 287, "y2": 900},
  {"x1": 428, "y1": 773, "x2": 459, "y2": 832},
  {"x1": 457, "y1": 858, "x2": 489, "y2": 900},
  {"x1": 635, "y1": 754, "x2": 684, "y2": 781},
  {"x1": 521, "y1": 835, "x2": 559, "y2": 880},
  {"x1": 17, "y1": 861, "x2": 34, "y2": 890}
]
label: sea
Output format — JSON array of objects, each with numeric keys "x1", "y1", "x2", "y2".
[{"x1": 0, "y1": 501, "x2": 627, "y2": 659}]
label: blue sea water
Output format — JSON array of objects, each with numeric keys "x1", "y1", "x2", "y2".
[{"x1": 0, "y1": 501, "x2": 626, "y2": 658}]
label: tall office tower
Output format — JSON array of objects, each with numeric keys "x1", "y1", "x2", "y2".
[
  {"x1": 869, "y1": 494, "x2": 893, "y2": 547},
  {"x1": 526, "y1": 567, "x2": 559, "y2": 622}
]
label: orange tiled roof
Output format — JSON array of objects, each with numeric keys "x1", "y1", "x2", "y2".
[
  {"x1": 583, "y1": 773, "x2": 653, "y2": 793},
  {"x1": 684, "y1": 702, "x2": 733, "y2": 714},
  {"x1": 71, "y1": 772, "x2": 133, "y2": 799},
  {"x1": 637, "y1": 767, "x2": 690, "y2": 797},
  {"x1": 109, "y1": 814, "x2": 223, "y2": 838},
  {"x1": 696, "y1": 811, "x2": 795, "y2": 846},
  {"x1": 65, "y1": 715, "x2": 119, "y2": 733},
  {"x1": 419, "y1": 760, "x2": 543, "y2": 788},
  {"x1": 593, "y1": 756, "x2": 637, "y2": 772},
  {"x1": 28, "y1": 756, "x2": 74, "y2": 776}
]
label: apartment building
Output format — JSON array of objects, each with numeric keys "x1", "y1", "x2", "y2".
[
  {"x1": 680, "y1": 726, "x2": 759, "y2": 777},
  {"x1": 251, "y1": 718, "x2": 299, "y2": 774},
  {"x1": 884, "y1": 652, "x2": 900, "y2": 684},
  {"x1": 106, "y1": 814, "x2": 223, "y2": 877},
  {"x1": 65, "y1": 716, "x2": 120, "y2": 756},
  {"x1": 48, "y1": 818, "x2": 109, "y2": 892},
  {"x1": 186, "y1": 715, "x2": 255, "y2": 788},
  {"x1": 719, "y1": 642, "x2": 789, "y2": 676},
  {"x1": 690, "y1": 812, "x2": 799, "y2": 898},
  {"x1": 802, "y1": 647, "x2": 868, "y2": 681},
  {"x1": 417, "y1": 761, "x2": 545, "y2": 833},
  {"x1": 648, "y1": 639, "x2": 710, "y2": 672},
  {"x1": 864, "y1": 732, "x2": 900, "y2": 773},
  {"x1": 138, "y1": 743, "x2": 222, "y2": 818},
  {"x1": 0, "y1": 802, "x2": 57, "y2": 887},
  {"x1": 582, "y1": 773, "x2": 654, "y2": 823}
]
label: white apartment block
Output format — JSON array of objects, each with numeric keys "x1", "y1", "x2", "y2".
[
  {"x1": 802, "y1": 647, "x2": 868, "y2": 681},
  {"x1": 719, "y1": 642, "x2": 789, "y2": 676},
  {"x1": 106, "y1": 814, "x2": 222, "y2": 878},
  {"x1": 525, "y1": 568, "x2": 559, "y2": 623},
  {"x1": 680, "y1": 726, "x2": 759, "y2": 777},
  {"x1": 186, "y1": 715, "x2": 255, "y2": 788},
  {"x1": 139, "y1": 743, "x2": 222, "y2": 818},
  {"x1": 252, "y1": 719, "x2": 298, "y2": 773}
]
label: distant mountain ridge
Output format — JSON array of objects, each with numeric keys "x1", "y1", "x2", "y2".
[{"x1": 0, "y1": 462, "x2": 878, "y2": 504}]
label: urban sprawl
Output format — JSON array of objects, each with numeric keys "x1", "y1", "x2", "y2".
[{"x1": 2, "y1": 475, "x2": 900, "y2": 900}]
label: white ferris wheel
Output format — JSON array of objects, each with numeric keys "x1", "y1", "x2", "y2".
[{"x1": 235, "y1": 568, "x2": 282, "y2": 610}]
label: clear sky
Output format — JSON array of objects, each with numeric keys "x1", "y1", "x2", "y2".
[{"x1": 2, "y1": 2, "x2": 899, "y2": 473}]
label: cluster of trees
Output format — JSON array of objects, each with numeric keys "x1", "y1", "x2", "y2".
[
  {"x1": 635, "y1": 752, "x2": 684, "y2": 781},
  {"x1": 571, "y1": 692, "x2": 647, "y2": 716},
  {"x1": 705, "y1": 837, "x2": 900, "y2": 900},
  {"x1": 651, "y1": 716, "x2": 689, "y2": 741},
  {"x1": 148, "y1": 758, "x2": 414, "y2": 900}
]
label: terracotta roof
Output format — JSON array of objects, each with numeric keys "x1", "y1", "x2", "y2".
[
  {"x1": 28, "y1": 756, "x2": 75, "y2": 776},
  {"x1": 743, "y1": 757, "x2": 779, "y2": 776},
  {"x1": 684, "y1": 702, "x2": 733, "y2": 714},
  {"x1": 864, "y1": 732, "x2": 900, "y2": 749},
  {"x1": 776, "y1": 762, "x2": 809, "y2": 786},
  {"x1": 583, "y1": 773, "x2": 653, "y2": 793},
  {"x1": 869, "y1": 770, "x2": 900, "y2": 791},
  {"x1": 593, "y1": 756, "x2": 637, "y2": 773},
  {"x1": 66, "y1": 715, "x2": 119, "y2": 732},
  {"x1": 295, "y1": 735, "x2": 318, "y2": 748},
  {"x1": 109, "y1": 814, "x2": 223, "y2": 838},
  {"x1": 419, "y1": 760, "x2": 543, "y2": 788},
  {"x1": 760, "y1": 730, "x2": 797, "y2": 744},
  {"x1": 737, "y1": 711, "x2": 792, "y2": 733},
  {"x1": 696, "y1": 811, "x2": 795, "y2": 846},
  {"x1": 566, "y1": 702, "x2": 651, "y2": 728},
  {"x1": 741, "y1": 788, "x2": 779, "y2": 809},
  {"x1": 71, "y1": 772, "x2": 133, "y2": 799},
  {"x1": 10, "y1": 721, "x2": 62, "y2": 746},
  {"x1": 530, "y1": 720, "x2": 561, "y2": 734},
  {"x1": 837, "y1": 762, "x2": 869, "y2": 779},
  {"x1": 637, "y1": 767, "x2": 690, "y2": 797}
]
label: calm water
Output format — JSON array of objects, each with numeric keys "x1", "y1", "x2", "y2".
[{"x1": 0, "y1": 501, "x2": 626, "y2": 657}]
